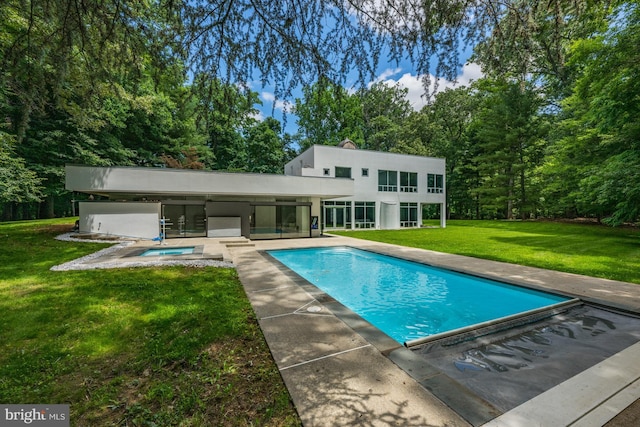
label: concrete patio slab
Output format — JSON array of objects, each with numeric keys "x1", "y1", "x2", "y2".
[
  {"x1": 259, "y1": 313, "x2": 371, "y2": 369},
  {"x1": 245, "y1": 285, "x2": 318, "y2": 319},
  {"x1": 278, "y1": 343, "x2": 467, "y2": 427},
  {"x1": 227, "y1": 234, "x2": 640, "y2": 426}
]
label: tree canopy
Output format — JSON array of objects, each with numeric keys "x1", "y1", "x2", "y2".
[{"x1": 1, "y1": 0, "x2": 638, "y2": 225}]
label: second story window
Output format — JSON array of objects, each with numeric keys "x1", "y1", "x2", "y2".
[
  {"x1": 323, "y1": 168, "x2": 330, "y2": 176},
  {"x1": 362, "y1": 168, "x2": 369, "y2": 177},
  {"x1": 427, "y1": 173, "x2": 444, "y2": 193},
  {"x1": 400, "y1": 172, "x2": 418, "y2": 192},
  {"x1": 378, "y1": 170, "x2": 397, "y2": 192},
  {"x1": 335, "y1": 166, "x2": 352, "y2": 178}
]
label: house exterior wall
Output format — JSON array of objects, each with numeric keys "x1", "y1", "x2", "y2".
[
  {"x1": 206, "y1": 201, "x2": 251, "y2": 237},
  {"x1": 286, "y1": 149, "x2": 317, "y2": 177},
  {"x1": 66, "y1": 165, "x2": 353, "y2": 239},
  {"x1": 67, "y1": 143, "x2": 446, "y2": 240},
  {"x1": 65, "y1": 165, "x2": 351, "y2": 199},
  {"x1": 285, "y1": 145, "x2": 447, "y2": 229},
  {"x1": 79, "y1": 201, "x2": 161, "y2": 239}
]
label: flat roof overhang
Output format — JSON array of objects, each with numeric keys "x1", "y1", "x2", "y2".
[{"x1": 65, "y1": 165, "x2": 354, "y2": 199}]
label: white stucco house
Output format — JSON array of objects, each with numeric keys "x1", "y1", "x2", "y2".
[
  {"x1": 65, "y1": 141, "x2": 445, "y2": 240},
  {"x1": 285, "y1": 142, "x2": 446, "y2": 231}
]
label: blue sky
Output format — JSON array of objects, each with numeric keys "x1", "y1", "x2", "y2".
[{"x1": 250, "y1": 52, "x2": 482, "y2": 135}]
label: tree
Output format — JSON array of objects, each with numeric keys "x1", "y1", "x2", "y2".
[
  {"x1": 0, "y1": 0, "x2": 630, "y2": 223},
  {"x1": 0, "y1": 0, "x2": 190, "y2": 219},
  {"x1": 471, "y1": 78, "x2": 546, "y2": 219},
  {"x1": 194, "y1": 76, "x2": 261, "y2": 171},
  {"x1": 182, "y1": 1, "x2": 616, "y2": 101},
  {"x1": 392, "y1": 111, "x2": 436, "y2": 157},
  {"x1": 358, "y1": 82, "x2": 412, "y2": 151},
  {"x1": 542, "y1": 2, "x2": 640, "y2": 225},
  {"x1": 245, "y1": 117, "x2": 288, "y2": 174},
  {"x1": 427, "y1": 87, "x2": 482, "y2": 219},
  {"x1": 160, "y1": 147, "x2": 206, "y2": 169},
  {"x1": 294, "y1": 79, "x2": 364, "y2": 149},
  {"x1": 0, "y1": 0, "x2": 178, "y2": 143},
  {"x1": 0, "y1": 133, "x2": 43, "y2": 219},
  {"x1": 472, "y1": 1, "x2": 617, "y2": 101}
]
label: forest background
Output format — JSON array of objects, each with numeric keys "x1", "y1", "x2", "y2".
[{"x1": 1, "y1": 1, "x2": 638, "y2": 226}]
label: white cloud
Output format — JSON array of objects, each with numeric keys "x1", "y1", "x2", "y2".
[
  {"x1": 369, "y1": 67, "x2": 403, "y2": 85},
  {"x1": 261, "y1": 91, "x2": 294, "y2": 113},
  {"x1": 250, "y1": 110, "x2": 265, "y2": 122},
  {"x1": 374, "y1": 62, "x2": 483, "y2": 110}
]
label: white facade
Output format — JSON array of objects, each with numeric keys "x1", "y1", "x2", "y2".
[
  {"x1": 285, "y1": 144, "x2": 446, "y2": 230},
  {"x1": 66, "y1": 144, "x2": 445, "y2": 240},
  {"x1": 78, "y1": 201, "x2": 162, "y2": 239},
  {"x1": 66, "y1": 165, "x2": 353, "y2": 240}
]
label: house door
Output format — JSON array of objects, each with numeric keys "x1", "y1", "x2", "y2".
[
  {"x1": 162, "y1": 204, "x2": 206, "y2": 238},
  {"x1": 323, "y1": 201, "x2": 351, "y2": 229},
  {"x1": 249, "y1": 203, "x2": 311, "y2": 239}
]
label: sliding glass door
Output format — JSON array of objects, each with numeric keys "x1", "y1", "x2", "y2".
[
  {"x1": 162, "y1": 203, "x2": 206, "y2": 238},
  {"x1": 250, "y1": 203, "x2": 311, "y2": 239}
]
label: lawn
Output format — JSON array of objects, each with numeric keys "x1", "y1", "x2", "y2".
[
  {"x1": 334, "y1": 220, "x2": 640, "y2": 285},
  {"x1": 0, "y1": 219, "x2": 300, "y2": 426},
  {"x1": 3, "y1": 218, "x2": 638, "y2": 425}
]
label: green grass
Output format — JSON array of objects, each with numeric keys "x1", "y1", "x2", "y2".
[
  {"x1": 0, "y1": 219, "x2": 300, "y2": 426},
  {"x1": 334, "y1": 220, "x2": 640, "y2": 284}
]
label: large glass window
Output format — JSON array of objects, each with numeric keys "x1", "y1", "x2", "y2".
[
  {"x1": 400, "y1": 203, "x2": 418, "y2": 227},
  {"x1": 378, "y1": 170, "x2": 397, "y2": 192},
  {"x1": 250, "y1": 203, "x2": 311, "y2": 239},
  {"x1": 162, "y1": 203, "x2": 206, "y2": 238},
  {"x1": 427, "y1": 173, "x2": 444, "y2": 193},
  {"x1": 400, "y1": 172, "x2": 418, "y2": 192},
  {"x1": 323, "y1": 201, "x2": 351, "y2": 229},
  {"x1": 355, "y1": 201, "x2": 375, "y2": 228},
  {"x1": 335, "y1": 167, "x2": 352, "y2": 178}
]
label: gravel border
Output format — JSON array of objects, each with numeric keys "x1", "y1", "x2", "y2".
[{"x1": 51, "y1": 233, "x2": 234, "y2": 271}]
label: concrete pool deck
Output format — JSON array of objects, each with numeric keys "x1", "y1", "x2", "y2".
[{"x1": 224, "y1": 234, "x2": 640, "y2": 426}]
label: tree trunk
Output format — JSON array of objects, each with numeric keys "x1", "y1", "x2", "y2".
[
  {"x1": 1, "y1": 203, "x2": 14, "y2": 221},
  {"x1": 507, "y1": 174, "x2": 515, "y2": 220},
  {"x1": 40, "y1": 196, "x2": 55, "y2": 219}
]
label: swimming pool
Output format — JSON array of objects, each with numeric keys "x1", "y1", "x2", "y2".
[
  {"x1": 267, "y1": 246, "x2": 571, "y2": 344},
  {"x1": 139, "y1": 246, "x2": 195, "y2": 256}
]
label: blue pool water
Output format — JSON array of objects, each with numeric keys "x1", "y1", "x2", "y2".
[
  {"x1": 268, "y1": 247, "x2": 570, "y2": 344},
  {"x1": 139, "y1": 247, "x2": 195, "y2": 256}
]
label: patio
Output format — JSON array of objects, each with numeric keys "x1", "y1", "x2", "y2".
[{"x1": 226, "y1": 234, "x2": 640, "y2": 426}]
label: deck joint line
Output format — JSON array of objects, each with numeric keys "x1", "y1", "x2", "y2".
[
  {"x1": 260, "y1": 299, "x2": 333, "y2": 320},
  {"x1": 251, "y1": 284, "x2": 298, "y2": 293},
  {"x1": 279, "y1": 344, "x2": 372, "y2": 371},
  {"x1": 260, "y1": 312, "x2": 295, "y2": 320}
]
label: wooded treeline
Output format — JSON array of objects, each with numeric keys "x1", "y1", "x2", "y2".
[{"x1": 1, "y1": 1, "x2": 638, "y2": 225}]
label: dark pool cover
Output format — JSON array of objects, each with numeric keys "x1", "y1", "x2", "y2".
[{"x1": 413, "y1": 305, "x2": 640, "y2": 412}]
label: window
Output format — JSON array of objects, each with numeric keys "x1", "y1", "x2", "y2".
[
  {"x1": 323, "y1": 168, "x2": 330, "y2": 176},
  {"x1": 378, "y1": 170, "x2": 397, "y2": 192},
  {"x1": 400, "y1": 172, "x2": 418, "y2": 192},
  {"x1": 335, "y1": 166, "x2": 352, "y2": 178},
  {"x1": 323, "y1": 201, "x2": 351, "y2": 229},
  {"x1": 362, "y1": 168, "x2": 369, "y2": 177},
  {"x1": 250, "y1": 203, "x2": 311, "y2": 239},
  {"x1": 355, "y1": 202, "x2": 375, "y2": 228},
  {"x1": 427, "y1": 173, "x2": 444, "y2": 193},
  {"x1": 400, "y1": 203, "x2": 418, "y2": 227}
]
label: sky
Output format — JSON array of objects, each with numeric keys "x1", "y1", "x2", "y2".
[{"x1": 251, "y1": 54, "x2": 483, "y2": 135}]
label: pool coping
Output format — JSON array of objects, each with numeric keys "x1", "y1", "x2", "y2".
[
  {"x1": 227, "y1": 235, "x2": 640, "y2": 426},
  {"x1": 120, "y1": 244, "x2": 213, "y2": 260}
]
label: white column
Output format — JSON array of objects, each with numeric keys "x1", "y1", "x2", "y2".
[{"x1": 440, "y1": 202, "x2": 447, "y2": 228}]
